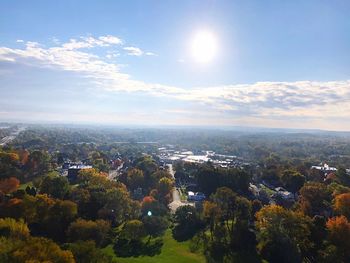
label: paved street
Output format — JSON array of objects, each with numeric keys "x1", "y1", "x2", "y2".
[{"x1": 167, "y1": 164, "x2": 193, "y2": 213}]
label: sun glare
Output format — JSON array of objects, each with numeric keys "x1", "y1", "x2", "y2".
[{"x1": 191, "y1": 30, "x2": 217, "y2": 63}]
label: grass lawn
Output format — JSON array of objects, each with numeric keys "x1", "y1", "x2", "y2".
[{"x1": 103, "y1": 230, "x2": 205, "y2": 263}]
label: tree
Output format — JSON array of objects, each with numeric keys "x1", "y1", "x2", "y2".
[
  {"x1": 299, "y1": 182, "x2": 332, "y2": 216},
  {"x1": 46, "y1": 199, "x2": 78, "y2": 241},
  {"x1": 142, "y1": 215, "x2": 168, "y2": 239},
  {"x1": 327, "y1": 182, "x2": 350, "y2": 197},
  {"x1": 19, "y1": 194, "x2": 77, "y2": 242},
  {"x1": 196, "y1": 166, "x2": 251, "y2": 196},
  {"x1": 0, "y1": 177, "x2": 20, "y2": 194},
  {"x1": 308, "y1": 168, "x2": 324, "y2": 182},
  {"x1": 98, "y1": 187, "x2": 139, "y2": 225},
  {"x1": 121, "y1": 220, "x2": 145, "y2": 241},
  {"x1": 127, "y1": 168, "x2": 144, "y2": 190},
  {"x1": 0, "y1": 152, "x2": 20, "y2": 180},
  {"x1": 204, "y1": 187, "x2": 255, "y2": 261},
  {"x1": 135, "y1": 156, "x2": 158, "y2": 177},
  {"x1": 141, "y1": 196, "x2": 167, "y2": 217},
  {"x1": 67, "y1": 240, "x2": 116, "y2": 263},
  {"x1": 157, "y1": 177, "x2": 173, "y2": 202},
  {"x1": 0, "y1": 236, "x2": 75, "y2": 263},
  {"x1": 40, "y1": 174, "x2": 70, "y2": 199},
  {"x1": 211, "y1": 187, "x2": 237, "y2": 222},
  {"x1": 334, "y1": 193, "x2": 350, "y2": 220},
  {"x1": 256, "y1": 205, "x2": 312, "y2": 263},
  {"x1": 0, "y1": 218, "x2": 29, "y2": 239},
  {"x1": 150, "y1": 170, "x2": 172, "y2": 188},
  {"x1": 252, "y1": 199, "x2": 263, "y2": 215},
  {"x1": 325, "y1": 216, "x2": 350, "y2": 261},
  {"x1": 309, "y1": 215, "x2": 327, "y2": 258},
  {"x1": 26, "y1": 150, "x2": 51, "y2": 176},
  {"x1": 173, "y1": 205, "x2": 203, "y2": 241},
  {"x1": 21, "y1": 194, "x2": 55, "y2": 224},
  {"x1": 77, "y1": 168, "x2": 113, "y2": 189},
  {"x1": 67, "y1": 218, "x2": 111, "y2": 247},
  {"x1": 203, "y1": 201, "x2": 221, "y2": 237},
  {"x1": 281, "y1": 169, "x2": 305, "y2": 194},
  {"x1": 336, "y1": 167, "x2": 350, "y2": 186}
]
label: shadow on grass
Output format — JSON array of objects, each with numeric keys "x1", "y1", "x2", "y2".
[{"x1": 114, "y1": 238, "x2": 163, "y2": 257}]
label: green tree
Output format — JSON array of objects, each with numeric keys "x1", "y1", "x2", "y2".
[
  {"x1": 67, "y1": 240, "x2": 116, "y2": 263},
  {"x1": 0, "y1": 151, "x2": 20, "y2": 180},
  {"x1": 173, "y1": 205, "x2": 203, "y2": 241},
  {"x1": 336, "y1": 167, "x2": 350, "y2": 186},
  {"x1": 121, "y1": 220, "x2": 146, "y2": 241},
  {"x1": 256, "y1": 205, "x2": 312, "y2": 263},
  {"x1": 67, "y1": 218, "x2": 111, "y2": 247},
  {"x1": 142, "y1": 215, "x2": 168, "y2": 239},
  {"x1": 157, "y1": 177, "x2": 173, "y2": 202},
  {"x1": 281, "y1": 169, "x2": 305, "y2": 194},
  {"x1": 127, "y1": 168, "x2": 144, "y2": 190},
  {"x1": 40, "y1": 174, "x2": 70, "y2": 199},
  {"x1": 98, "y1": 187, "x2": 139, "y2": 225},
  {"x1": 299, "y1": 182, "x2": 332, "y2": 216},
  {"x1": 26, "y1": 150, "x2": 51, "y2": 176}
]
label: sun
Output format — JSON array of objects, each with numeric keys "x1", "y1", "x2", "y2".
[{"x1": 191, "y1": 30, "x2": 217, "y2": 63}]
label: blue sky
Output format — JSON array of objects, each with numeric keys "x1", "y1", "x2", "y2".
[{"x1": 0, "y1": 0, "x2": 350, "y2": 130}]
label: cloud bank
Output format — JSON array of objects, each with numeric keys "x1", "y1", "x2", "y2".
[{"x1": 0, "y1": 35, "x2": 349, "y2": 129}]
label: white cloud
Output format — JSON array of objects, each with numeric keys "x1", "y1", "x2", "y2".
[
  {"x1": 16, "y1": 39, "x2": 24, "y2": 43},
  {"x1": 99, "y1": 35, "x2": 123, "y2": 45},
  {"x1": 123, "y1": 47, "x2": 156, "y2": 56},
  {"x1": 106, "y1": 52, "x2": 119, "y2": 59},
  {"x1": 0, "y1": 36, "x2": 350, "y2": 130},
  {"x1": 123, "y1": 46, "x2": 143, "y2": 56},
  {"x1": 61, "y1": 35, "x2": 123, "y2": 50},
  {"x1": 145, "y1": 52, "x2": 156, "y2": 56}
]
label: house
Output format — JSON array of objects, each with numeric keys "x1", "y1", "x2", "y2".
[
  {"x1": 188, "y1": 191, "x2": 206, "y2": 202},
  {"x1": 67, "y1": 164, "x2": 93, "y2": 183},
  {"x1": 311, "y1": 163, "x2": 337, "y2": 173},
  {"x1": 274, "y1": 187, "x2": 294, "y2": 200}
]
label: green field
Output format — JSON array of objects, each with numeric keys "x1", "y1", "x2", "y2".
[{"x1": 103, "y1": 230, "x2": 205, "y2": 263}]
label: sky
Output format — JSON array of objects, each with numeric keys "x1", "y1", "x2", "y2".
[{"x1": 0, "y1": 0, "x2": 350, "y2": 130}]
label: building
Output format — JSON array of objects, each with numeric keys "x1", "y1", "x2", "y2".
[
  {"x1": 311, "y1": 163, "x2": 337, "y2": 173},
  {"x1": 187, "y1": 191, "x2": 206, "y2": 202},
  {"x1": 67, "y1": 164, "x2": 93, "y2": 182}
]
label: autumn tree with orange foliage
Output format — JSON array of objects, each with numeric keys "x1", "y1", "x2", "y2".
[
  {"x1": 334, "y1": 193, "x2": 350, "y2": 220},
  {"x1": 322, "y1": 216, "x2": 350, "y2": 261},
  {"x1": 0, "y1": 177, "x2": 20, "y2": 195},
  {"x1": 18, "y1": 149, "x2": 29, "y2": 166}
]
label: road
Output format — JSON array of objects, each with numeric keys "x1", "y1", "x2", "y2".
[
  {"x1": 167, "y1": 164, "x2": 191, "y2": 213},
  {"x1": 108, "y1": 163, "x2": 124, "y2": 180}
]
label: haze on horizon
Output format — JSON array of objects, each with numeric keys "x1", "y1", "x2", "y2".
[{"x1": 0, "y1": 1, "x2": 349, "y2": 131}]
